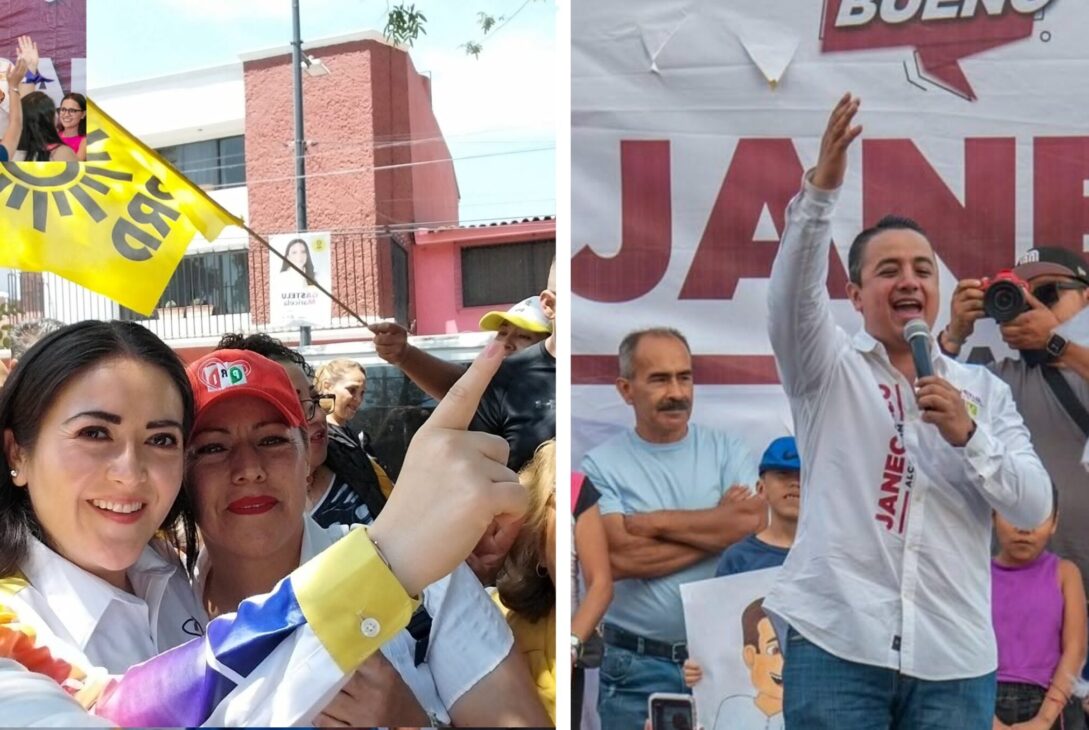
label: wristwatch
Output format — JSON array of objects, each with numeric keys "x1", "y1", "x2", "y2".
[
  {"x1": 571, "y1": 634, "x2": 582, "y2": 663},
  {"x1": 1045, "y1": 332, "x2": 1069, "y2": 359}
]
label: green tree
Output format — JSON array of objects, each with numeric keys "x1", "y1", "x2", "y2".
[{"x1": 384, "y1": 1, "x2": 544, "y2": 58}]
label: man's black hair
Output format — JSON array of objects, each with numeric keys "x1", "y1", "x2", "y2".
[{"x1": 848, "y1": 215, "x2": 929, "y2": 285}]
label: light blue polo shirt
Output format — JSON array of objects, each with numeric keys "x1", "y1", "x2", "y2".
[{"x1": 582, "y1": 423, "x2": 757, "y2": 644}]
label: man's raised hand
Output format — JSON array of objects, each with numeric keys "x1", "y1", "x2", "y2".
[{"x1": 811, "y1": 93, "x2": 862, "y2": 191}]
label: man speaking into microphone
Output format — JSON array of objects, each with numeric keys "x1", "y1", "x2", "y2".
[{"x1": 763, "y1": 94, "x2": 1051, "y2": 729}]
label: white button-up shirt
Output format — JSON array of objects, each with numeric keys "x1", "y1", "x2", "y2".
[
  {"x1": 764, "y1": 178, "x2": 1051, "y2": 680},
  {"x1": 7, "y1": 538, "x2": 206, "y2": 676}
]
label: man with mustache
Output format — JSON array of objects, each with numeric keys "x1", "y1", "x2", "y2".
[{"x1": 580, "y1": 327, "x2": 765, "y2": 730}]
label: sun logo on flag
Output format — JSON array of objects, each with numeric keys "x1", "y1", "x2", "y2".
[
  {"x1": 0, "y1": 131, "x2": 134, "y2": 234},
  {"x1": 312, "y1": 237, "x2": 328, "y2": 253}
]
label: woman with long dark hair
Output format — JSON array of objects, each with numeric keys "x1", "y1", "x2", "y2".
[
  {"x1": 56, "y1": 92, "x2": 86, "y2": 160},
  {"x1": 280, "y1": 237, "x2": 317, "y2": 281},
  {"x1": 16, "y1": 91, "x2": 77, "y2": 161}
]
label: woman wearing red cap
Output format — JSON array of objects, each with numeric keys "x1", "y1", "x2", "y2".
[
  {"x1": 0, "y1": 321, "x2": 528, "y2": 726},
  {"x1": 189, "y1": 338, "x2": 552, "y2": 727}
]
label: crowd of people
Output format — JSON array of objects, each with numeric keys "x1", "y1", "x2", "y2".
[
  {"x1": 0, "y1": 35, "x2": 86, "y2": 162},
  {"x1": 0, "y1": 262, "x2": 557, "y2": 725},
  {"x1": 576, "y1": 95, "x2": 1089, "y2": 730}
]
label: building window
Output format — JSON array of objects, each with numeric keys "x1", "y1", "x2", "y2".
[
  {"x1": 157, "y1": 135, "x2": 246, "y2": 189},
  {"x1": 460, "y1": 239, "x2": 554, "y2": 308},
  {"x1": 158, "y1": 250, "x2": 250, "y2": 314}
]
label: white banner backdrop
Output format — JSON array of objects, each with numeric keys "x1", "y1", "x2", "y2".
[
  {"x1": 571, "y1": 0, "x2": 1089, "y2": 465},
  {"x1": 269, "y1": 232, "x2": 332, "y2": 327},
  {"x1": 681, "y1": 568, "x2": 784, "y2": 730}
]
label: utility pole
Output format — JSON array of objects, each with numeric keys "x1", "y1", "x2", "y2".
[{"x1": 291, "y1": 0, "x2": 312, "y2": 346}]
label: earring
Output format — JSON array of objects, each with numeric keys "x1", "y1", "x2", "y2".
[
  {"x1": 536, "y1": 562, "x2": 548, "y2": 577},
  {"x1": 9, "y1": 469, "x2": 17, "y2": 479}
]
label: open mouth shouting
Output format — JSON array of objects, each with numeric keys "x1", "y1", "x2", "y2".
[
  {"x1": 891, "y1": 296, "x2": 925, "y2": 322},
  {"x1": 770, "y1": 672, "x2": 783, "y2": 686}
]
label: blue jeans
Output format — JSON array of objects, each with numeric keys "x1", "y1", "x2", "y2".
[
  {"x1": 783, "y1": 630, "x2": 996, "y2": 729},
  {"x1": 598, "y1": 644, "x2": 688, "y2": 730}
]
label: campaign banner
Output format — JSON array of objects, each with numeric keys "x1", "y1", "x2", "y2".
[
  {"x1": 268, "y1": 232, "x2": 332, "y2": 327},
  {"x1": 681, "y1": 568, "x2": 784, "y2": 730},
  {"x1": 571, "y1": 0, "x2": 1089, "y2": 464}
]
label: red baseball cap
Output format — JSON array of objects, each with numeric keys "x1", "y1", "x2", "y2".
[{"x1": 186, "y1": 349, "x2": 306, "y2": 431}]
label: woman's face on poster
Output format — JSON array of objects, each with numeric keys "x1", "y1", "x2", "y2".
[{"x1": 287, "y1": 241, "x2": 309, "y2": 268}]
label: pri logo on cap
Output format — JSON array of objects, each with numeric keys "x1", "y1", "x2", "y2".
[{"x1": 199, "y1": 360, "x2": 251, "y2": 392}]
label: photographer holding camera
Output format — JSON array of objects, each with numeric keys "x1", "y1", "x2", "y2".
[{"x1": 940, "y1": 247, "x2": 1089, "y2": 596}]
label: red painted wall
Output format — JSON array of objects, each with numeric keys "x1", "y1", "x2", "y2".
[{"x1": 241, "y1": 39, "x2": 457, "y2": 326}]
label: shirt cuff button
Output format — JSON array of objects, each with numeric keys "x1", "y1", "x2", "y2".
[{"x1": 360, "y1": 617, "x2": 381, "y2": 637}]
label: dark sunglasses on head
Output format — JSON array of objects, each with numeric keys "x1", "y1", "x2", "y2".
[{"x1": 1032, "y1": 280, "x2": 1087, "y2": 308}]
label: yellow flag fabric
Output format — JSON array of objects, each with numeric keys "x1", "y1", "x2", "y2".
[{"x1": 0, "y1": 100, "x2": 241, "y2": 316}]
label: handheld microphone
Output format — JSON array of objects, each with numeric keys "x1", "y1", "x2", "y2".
[{"x1": 903, "y1": 319, "x2": 933, "y2": 379}]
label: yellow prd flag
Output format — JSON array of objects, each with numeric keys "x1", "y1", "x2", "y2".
[{"x1": 0, "y1": 100, "x2": 241, "y2": 316}]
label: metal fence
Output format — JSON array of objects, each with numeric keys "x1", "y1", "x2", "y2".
[{"x1": 3, "y1": 234, "x2": 411, "y2": 345}]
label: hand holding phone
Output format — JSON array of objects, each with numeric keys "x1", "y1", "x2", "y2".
[{"x1": 649, "y1": 692, "x2": 696, "y2": 730}]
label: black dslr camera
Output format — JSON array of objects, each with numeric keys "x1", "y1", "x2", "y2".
[{"x1": 982, "y1": 270, "x2": 1031, "y2": 323}]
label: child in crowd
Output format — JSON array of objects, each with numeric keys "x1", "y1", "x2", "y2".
[
  {"x1": 683, "y1": 436, "x2": 800, "y2": 687},
  {"x1": 993, "y1": 488, "x2": 1087, "y2": 730}
]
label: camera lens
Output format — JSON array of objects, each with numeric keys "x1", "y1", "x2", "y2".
[{"x1": 983, "y1": 280, "x2": 1028, "y2": 323}]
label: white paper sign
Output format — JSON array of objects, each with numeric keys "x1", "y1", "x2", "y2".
[
  {"x1": 269, "y1": 232, "x2": 332, "y2": 327},
  {"x1": 681, "y1": 568, "x2": 784, "y2": 730}
]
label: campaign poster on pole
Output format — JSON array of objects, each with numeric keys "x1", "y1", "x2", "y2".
[
  {"x1": 571, "y1": 0, "x2": 1089, "y2": 465},
  {"x1": 269, "y1": 232, "x2": 332, "y2": 327},
  {"x1": 681, "y1": 568, "x2": 784, "y2": 730}
]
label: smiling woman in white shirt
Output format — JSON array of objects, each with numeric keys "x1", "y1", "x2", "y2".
[{"x1": 0, "y1": 321, "x2": 530, "y2": 726}]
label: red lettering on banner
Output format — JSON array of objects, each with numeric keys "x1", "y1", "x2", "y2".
[
  {"x1": 885, "y1": 453, "x2": 905, "y2": 474},
  {"x1": 863, "y1": 138, "x2": 1016, "y2": 281},
  {"x1": 1034, "y1": 137, "x2": 1089, "y2": 250},
  {"x1": 679, "y1": 139, "x2": 851, "y2": 299},
  {"x1": 821, "y1": 0, "x2": 1049, "y2": 101},
  {"x1": 571, "y1": 141, "x2": 672, "y2": 303},
  {"x1": 889, "y1": 434, "x2": 906, "y2": 456}
]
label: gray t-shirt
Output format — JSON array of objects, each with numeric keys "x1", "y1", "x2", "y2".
[
  {"x1": 582, "y1": 424, "x2": 758, "y2": 644},
  {"x1": 991, "y1": 359, "x2": 1089, "y2": 594}
]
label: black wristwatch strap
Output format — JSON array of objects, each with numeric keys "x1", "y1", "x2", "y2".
[{"x1": 1046, "y1": 332, "x2": 1069, "y2": 359}]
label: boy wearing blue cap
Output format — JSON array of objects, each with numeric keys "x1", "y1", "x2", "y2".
[
  {"x1": 714, "y1": 436, "x2": 801, "y2": 578},
  {"x1": 682, "y1": 436, "x2": 801, "y2": 689}
]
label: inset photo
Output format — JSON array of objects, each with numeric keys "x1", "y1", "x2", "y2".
[{"x1": 0, "y1": 0, "x2": 85, "y2": 161}]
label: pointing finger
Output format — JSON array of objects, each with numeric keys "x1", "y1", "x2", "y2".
[{"x1": 423, "y1": 338, "x2": 504, "y2": 431}]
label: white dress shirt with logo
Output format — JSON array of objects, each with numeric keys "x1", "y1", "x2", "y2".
[
  {"x1": 7, "y1": 538, "x2": 206, "y2": 675},
  {"x1": 763, "y1": 177, "x2": 1051, "y2": 680}
]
